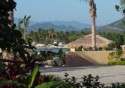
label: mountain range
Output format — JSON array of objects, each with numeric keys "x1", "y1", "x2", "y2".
[
  {"x1": 27, "y1": 21, "x2": 91, "y2": 32},
  {"x1": 14, "y1": 18, "x2": 125, "y2": 32},
  {"x1": 97, "y1": 18, "x2": 125, "y2": 32}
]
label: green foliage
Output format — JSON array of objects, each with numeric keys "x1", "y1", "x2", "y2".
[
  {"x1": 62, "y1": 73, "x2": 104, "y2": 88},
  {"x1": 0, "y1": 0, "x2": 39, "y2": 88},
  {"x1": 115, "y1": 0, "x2": 125, "y2": 16},
  {"x1": 112, "y1": 83, "x2": 125, "y2": 88},
  {"x1": 100, "y1": 32, "x2": 125, "y2": 49},
  {"x1": 81, "y1": 74, "x2": 104, "y2": 88},
  {"x1": 0, "y1": 80, "x2": 26, "y2": 87},
  {"x1": 108, "y1": 49, "x2": 123, "y2": 63},
  {"x1": 115, "y1": 0, "x2": 125, "y2": 32},
  {"x1": 28, "y1": 29, "x2": 90, "y2": 44},
  {"x1": 116, "y1": 49, "x2": 123, "y2": 57},
  {"x1": 75, "y1": 46, "x2": 83, "y2": 51},
  {"x1": 108, "y1": 49, "x2": 125, "y2": 65},
  {"x1": 115, "y1": 5, "x2": 120, "y2": 11},
  {"x1": 108, "y1": 61, "x2": 125, "y2": 65},
  {"x1": 24, "y1": 15, "x2": 31, "y2": 28},
  {"x1": 0, "y1": 80, "x2": 17, "y2": 86},
  {"x1": 28, "y1": 65, "x2": 39, "y2": 88},
  {"x1": 35, "y1": 73, "x2": 125, "y2": 88},
  {"x1": 35, "y1": 81, "x2": 64, "y2": 88}
]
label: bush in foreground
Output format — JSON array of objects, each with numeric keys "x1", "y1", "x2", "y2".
[{"x1": 1, "y1": 65, "x2": 125, "y2": 88}]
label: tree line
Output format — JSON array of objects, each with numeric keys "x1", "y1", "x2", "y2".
[
  {"x1": 99, "y1": 32, "x2": 125, "y2": 49},
  {"x1": 28, "y1": 28, "x2": 125, "y2": 49},
  {"x1": 28, "y1": 28, "x2": 91, "y2": 44}
]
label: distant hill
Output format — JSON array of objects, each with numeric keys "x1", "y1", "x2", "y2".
[
  {"x1": 52, "y1": 21, "x2": 90, "y2": 29},
  {"x1": 97, "y1": 18, "x2": 125, "y2": 32},
  {"x1": 27, "y1": 21, "x2": 91, "y2": 32},
  {"x1": 27, "y1": 18, "x2": 125, "y2": 33},
  {"x1": 14, "y1": 18, "x2": 125, "y2": 33}
]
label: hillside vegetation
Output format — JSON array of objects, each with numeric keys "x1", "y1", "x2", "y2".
[{"x1": 97, "y1": 18, "x2": 125, "y2": 32}]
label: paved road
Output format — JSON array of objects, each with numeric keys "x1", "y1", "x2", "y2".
[{"x1": 40, "y1": 65, "x2": 125, "y2": 85}]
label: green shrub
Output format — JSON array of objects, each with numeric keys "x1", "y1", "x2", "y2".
[
  {"x1": 108, "y1": 61, "x2": 125, "y2": 65},
  {"x1": 108, "y1": 49, "x2": 123, "y2": 64},
  {"x1": 75, "y1": 46, "x2": 83, "y2": 51}
]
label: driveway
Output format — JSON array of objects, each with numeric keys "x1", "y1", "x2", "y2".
[{"x1": 40, "y1": 65, "x2": 125, "y2": 85}]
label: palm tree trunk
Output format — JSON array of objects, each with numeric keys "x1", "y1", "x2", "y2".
[
  {"x1": 91, "y1": 16, "x2": 96, "y2": 50},
  {"x1": 90, "y1": 0, "x2": 96, "y2": 51}
]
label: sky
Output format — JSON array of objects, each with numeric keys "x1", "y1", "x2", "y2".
[{"x1": 15, "y1": 0, "x2": 123, "y2": 26}]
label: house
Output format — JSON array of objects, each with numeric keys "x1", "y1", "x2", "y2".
[{"x1": 65, "y1": 34, "x2": 112, "y2": 51}]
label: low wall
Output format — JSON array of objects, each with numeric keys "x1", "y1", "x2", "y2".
[
  {"x1": 121, "y1": 51, "x2": 125, "y2": 58},
  {"x1": 77, "y1": 51, "x2": 113, "y2": 64},
  {"x1": 65, "y1": 52, "x2": 94, "y2": 66},
  {"x1": 65, "y1": 51, "x2": 113, "y2": 66}
]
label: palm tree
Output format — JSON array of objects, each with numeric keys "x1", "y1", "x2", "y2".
[
  {"x1": 82, "y1": 0, "x2": 97, "y2": 50},
  {"x1": 48, "y1": 28, "x2": 57, "y2": 42},
  {"x1": 23, "y1": 15, "x2": 31, "y2": 40}
]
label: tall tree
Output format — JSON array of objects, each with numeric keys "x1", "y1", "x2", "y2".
[
  {"x1": 23, "y1": 15, "x2": 31, "y2": 40},
  {"x1": 82, "y1": 0, "x2": 97, "y2": 50},
  {"x1": 0, "y1": 0, "x2": 34, "y2": 62},
  {"x1": 48, "y1": 28, "x2": 57, "y2": 43},
  {"x1": 0, "y1": 0, "x2": 16, "y2": 61}
]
